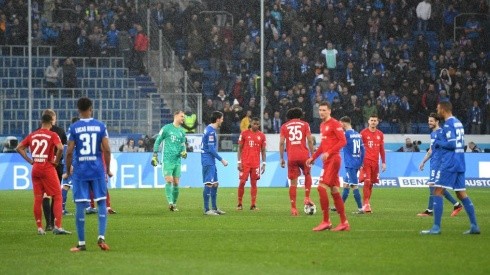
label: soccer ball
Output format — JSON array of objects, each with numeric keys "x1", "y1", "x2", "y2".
[{"x1": 304, "y1": 204, "x2": 317, "y2": 215}]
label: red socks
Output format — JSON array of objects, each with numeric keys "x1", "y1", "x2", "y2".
[
  {"x1": 238, "y1": 181, "x2": 245, "y2": 205},
  {"x1": 332, "y1": 192, "x2": 347, "y2": 224},
  {"x1": 289, "y1": 185, "x2": 297, "y2": 208},
  {"x1": 318, "y1": 185, "x2": 330, "y2": 222},
  {"x1": 304, "y1": 175, "x2": 312, "y2": 199},
  {"x1": 250, "y1": 180, "x2": 257, "y2": 206},
  {"x1": 34, "y1": 196, "x2": 43, "y2": 228}
]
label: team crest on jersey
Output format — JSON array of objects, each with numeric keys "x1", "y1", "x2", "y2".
[
  {"x1": 376, "y1": 136, "x2": 380, "y2": 140},
  {"x1": 257, "y1": 136, "x2": 261, "y2": 140},
  {"x1": 209, "y1": 135, "x2": 214, "y2": 141},
  {"x1": 325, "y1": 126, "x2": 329, "y2": 131}
]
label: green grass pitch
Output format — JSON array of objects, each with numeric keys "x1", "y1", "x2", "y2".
[{"x1": 0, "y1": 188, "x2": 488, "y2": 274}]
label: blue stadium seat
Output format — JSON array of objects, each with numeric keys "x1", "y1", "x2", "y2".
[{"x1": 378, "y1": 122, "x2": 392, "y2": 134}]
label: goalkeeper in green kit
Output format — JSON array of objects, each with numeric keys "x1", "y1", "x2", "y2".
[{"x1": 152, "y1": 110, "x2": 188, "y2": 211}]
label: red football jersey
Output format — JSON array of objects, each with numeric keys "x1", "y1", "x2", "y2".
[
  {"x1": 360, "y1": 128, "x2": 386, "y2": 163},
  {"x1": 280, "y1": 119, "x2": 311, "y2": 161},
  {"x1": 312, "y1": 118, "x2": 346, "y2": 160},
  {"x1": 238, "y1": 129, "x2": 266, "y2": 167},
  {"x1": 20, "y1": 128, "x2": 62, "y2": 169}
]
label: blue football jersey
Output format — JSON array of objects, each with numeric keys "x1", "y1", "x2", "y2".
[
  {"x1": 438, "y1": 116, "x2": 465, "y2": 172},
  {"x1": 343, "y1": 129, "x2": 364, "y2": 169},
  {"x1": 68, "y1": 118, "x2": 108, "y2": 180},
  {"x1": 201, "y1": 124, "x2": 222, "y2": 166},
  {"x1": 429, "y1": 128, "x2": 443, "y2": 169}
]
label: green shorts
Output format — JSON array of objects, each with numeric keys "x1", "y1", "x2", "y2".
[{"x1": 162, "y1": 161, "x2": 181, "y2": 178}]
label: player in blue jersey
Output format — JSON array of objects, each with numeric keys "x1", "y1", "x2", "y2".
[
  {"x1": 201, "y1": 111, "x2": 229, "y2": 215},
  {"x1": 66, "y1": 97, "x2": 112, "y2": 251},
  {"x1": 339, "y1": 116, "x2": 365, "y2": 214},
  {"x1": 421, "y1": 102, "x2": 480, "y2": 235},
  {"x1": 418, "y1": 113, "x2": 462, "y2": 217}
]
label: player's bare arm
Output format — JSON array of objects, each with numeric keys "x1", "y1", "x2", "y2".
[
  {"x1": 101, "y1": 137, "x2": 112, "y2": 177},
  {"x1": 279, "y1": 135, "x2": 286, "y2": 168},
  {"x1": 65, "y1": 141, "x2": 75, "y2": 176},
  {"x1": 261, "y1": 146, "x2": 266, "y2": 174},
  {"x1": 15, "y1": 144, "x2": 33, "y2": 165}
]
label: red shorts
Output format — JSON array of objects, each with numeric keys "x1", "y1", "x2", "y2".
[
  {"x1": 239, "y1": 166, "x2": 261, "y2": 181},
  {"x1": 361, "y1": 159, "x2": 379, "y2": 184},
  {"x1": 32, "y1": 166, "x2": 61, "y2": 197},
  {"x1": 287, "y1": 159, "x2": 310, "y2": 180},
  {"x1": 319, "y1": 154, "x2": 341, "y2": 187}
]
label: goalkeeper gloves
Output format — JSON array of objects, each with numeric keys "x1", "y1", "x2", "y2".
[
  {"x1": 151, "y1": 153, "x2": 159, "y2": 166},
  {"x1": 180, "y1": 151, "x2": 187, "y2": 159}
]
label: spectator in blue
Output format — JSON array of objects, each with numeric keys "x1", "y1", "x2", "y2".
[
  {"x1": 443, "y1": 4, "x2": 459, "y2": 40},
  {"x1": 106, "y1": 23, "x2": 119, "y2": 57},
  {"x1": 387, "y1": 90, "x2": 400, "y2": 107},
  {"x1": 464, "y1": 16, "x2": 482, "y2": 40},
  {"x1": 76, "y1": 29, "x2": 88, "y2": 56},
  {"x1": 468, "y1": 100, "x2": 482, "y2": 134},
  {"x1": 323, "y1": 82, "x2": 340, "y2": 105}
]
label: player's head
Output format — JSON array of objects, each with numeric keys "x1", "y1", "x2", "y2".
[
  {"x1": 368, "y1": 114, "x2": 379, "y2": 129},
  {"x1": 210, "y1": 111, "x2": 224, "y2": 126},
  {"x1": 339, "y1": 116, "x2": 352, "y2": 130},
  {"x1": 77, "y1": 97, "x2": 93, "y2": 114},
  {"x1": 41, "y1": 114, "x2": 53, "y2": 127},
  {"x1": 428, "y1": 112, "x2": 440, "y2": 129},
  {"x1": 437, "y1": 101, "x2": 452, "y2": 119},
  {"x1": 250, "y1": 117, "x2": 260, "y2": 132},
  {"x1": 286, "y1": 107, "x2": 303, "y2": 120},
  {"x1": 318, "y1": 101, "x2": 331, "y2": 120},
  {"x1": 42, "y1": 109, "x2": 57, "y2": 124},
  {"x1": 173, "y1": 110, "x2": 185, "y2": 125}
]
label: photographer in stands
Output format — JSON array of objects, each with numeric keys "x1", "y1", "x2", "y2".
[{"x1": 396, "y1": 138, "x2": 421, "y2": 152}]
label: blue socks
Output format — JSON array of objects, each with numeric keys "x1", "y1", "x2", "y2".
[
  {"x1": 342, "y1": 188, "x2": 349, "y2": 202},
  {"x1": 97, "y1": 200, "x2": 107, "y2": 237},
  {"x1": 461, "y1": 197, "x2": 478, "y2": 226},
  {"x1": 443, "y1": 189, "x2": 458, "y2": 205},
  {"x1": 353, "y1": 189, "x2": 362, "y2": 209},
  {"x1": 433, "y1": 196, "x2": 443, "y2": 228},
  {"x1": 75, "y1": 202, "x2": 86, "y2": 242},
  {"x1": 62, "y1": 189, "x2": 68, "y2": 211},
  {"x1": 203, "y1": 185, "x2": 212, "y2": 211},
  {"x1": 211, "y1": 186, "x2": 218, "y2": 209},
  {"x1": 427, "y1": 186, "x2": 435, "y2": 210}
]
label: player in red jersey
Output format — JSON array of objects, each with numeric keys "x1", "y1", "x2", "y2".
[
  {"x1": 306, "y1": 102, "x2": 349, "y2": 231},
  {"x1": 279, "y1": 107, "x2": 315, "y2": 216},
  {"x1": 359, "y1": 115, "x2": 386, "y2": 213},
  {"x1": 237, "y1": 117, "x2": 266, "y2": 210},
  {"x1": 16, "y1": 114, "x2": 71, "y2": 235}
]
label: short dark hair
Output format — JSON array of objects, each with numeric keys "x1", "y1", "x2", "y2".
[
  {"x1": 71, "y1": 117, "x2": 80, "y2": 123},
  {"x1": 429, "y1": 112, "x2": 440, "y2": 121},
  {"x1": 174, "y1": 110, "x2": 184, "y2": 116},
  {"x1": 77, "y1": 97, "x2": 92, "y2": 112},
  {"x1": 319, "y1": 101, "x2": 331, "y2": 109},
  {"x1": 251, "y1": 117, "x2": 260, "y2": 123},
  {"x1": 369, "y1": 114, "x2": 379, "y2": 119},
  {"x1": 41, "y1": 114, "x2": 53, "y2": 124},
  {"x1": 438, "y1": 101, "x2": 452, "y2": 113},
  {"x1": 286, "y1": 107, "x2": 303, "y2": 120},
  {"x1": 210, "y1": 111, "x2": 223, "y2": 123},
  {"x1": 340, "y1": 116, "x2": 351, "y2": 123}
]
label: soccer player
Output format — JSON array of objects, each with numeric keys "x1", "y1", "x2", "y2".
[
  {"x1": 421, "y1": 102, "x2": 480, "y2": 235},
  {"x1": 359, "y1": 115, "x2": 386, "y2": 213},
  {"x1": 418, "y1": 113, "x2": 463, "y2": 217},
  {"x1": 16, "y1": 114, "x2": 71, "y2": 235},
  {"x1": 306, "y1": 102, "x2": 349, "y2": 231},
  {"x1": 279, "y1": 107, "x2": 315, "y2": 216},
  {"x1": 339, "y1": 116, "x2": 365, "y2": 214},
  {"x1": 152, "y1": 110, "x2": 187, "y2": 211},
  {"x1": 60, "y1": 117, "x2": 79, "y2": 216},
  {"x1": 237, "y1": 117, "x2": 266, "y2": 210},
  {"x1": 201, "y1": 111, "x2": 229, "y2": 215},
  {"x1": 40, "y1": 109, "x2": 67, "y2": 230},
  {"x1": 66, "y1": 97, "x2": 112, "y2": 251}
]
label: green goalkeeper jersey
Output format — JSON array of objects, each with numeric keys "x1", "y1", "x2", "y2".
[{"x1": 153, "y1": 123, "x2": 186, "y2": 163}]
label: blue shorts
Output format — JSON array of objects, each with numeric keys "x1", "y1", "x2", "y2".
[
  {"x1": 202, "y1": 165, "x2": 218, "y2": 184},
  {"x1": 72, "y1": 178, "x2": 107, "y2": 203},
  {"x1": 435, "y1": 171, "x2": 465, "y2": 191},
  {"x1": 343, "y1": 168, "x2": 359, "y2": 185},
  {"x1": 428, "y1": 168, "x2": 440, "y2": 184}
]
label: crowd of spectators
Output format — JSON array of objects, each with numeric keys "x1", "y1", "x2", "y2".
[
  {"x1": 173, "y1": 0, "x2": 489, "y2": 135},
  {"x1": 0, "y1": 0, "x2": 489, "y2": 135}
]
